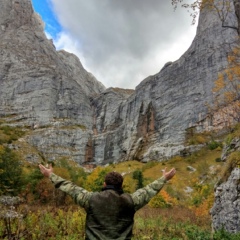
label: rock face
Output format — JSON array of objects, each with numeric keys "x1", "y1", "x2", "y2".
[
  {"x1": 210, "y1": 138, "x2": 240, "y2": 233},
  {"x1": 0, "y1": 0, "x2": 105, "y2": 128},
  {"x1": 90, "y1": 0, "x2": 239, "y2": 163},
  {"x1": 0, "y1": 0, "x2": 105, "y2": 163},
  {"x1": 0, "y1": 0, "x2": 239, "y2": 164},
  {"x1": 211, "y1": 168, "x2": 240, "y2": 233}
]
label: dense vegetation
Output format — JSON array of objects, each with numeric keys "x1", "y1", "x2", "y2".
[{"x1": 0, "y1": 124, "x2": 240, "y2": 239}]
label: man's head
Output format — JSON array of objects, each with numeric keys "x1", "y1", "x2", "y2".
[{"x1": 104, "y1": 172, "x2": 123, "y2": 189}]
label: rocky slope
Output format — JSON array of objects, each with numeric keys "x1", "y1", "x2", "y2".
[
  {"x1": 211, "y1": 138, "x2": 240, "y2": 233},
  {"x1": 0, "y1": 0, "x2": 238, "y2": 164}
]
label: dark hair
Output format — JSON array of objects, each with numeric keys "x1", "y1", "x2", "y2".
[{"x1": 104, "y1": 172, "x2": 123, "y2": 188}]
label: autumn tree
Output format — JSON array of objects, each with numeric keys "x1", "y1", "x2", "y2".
[
  {"x1": 84, "y1": 166, "x2": 111, "y2": 191},
  {"x1": 212, "y1": 46, "x2": 240, "y2": 124},
  {"x1": 0, "y1": 146, "x2": 23, "y2": 195}
]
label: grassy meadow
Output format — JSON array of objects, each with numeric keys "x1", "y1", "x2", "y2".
[{"x1": 1, "y1": 124, "x2": 240, "y2": 239}]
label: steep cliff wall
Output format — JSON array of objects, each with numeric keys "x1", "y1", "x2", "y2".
[
  {"x1": 0, "y1": 0, "x2": 105, "y2": 163},
  {"x1": 0, "y1": 0, "x2": 238, "y2": 164},
  {"x1": 0, "y1": 0, "x2": 105, "y2": 127},
  {"x1": 91, "y1": 0, "x2": 239, "y2": 163}
]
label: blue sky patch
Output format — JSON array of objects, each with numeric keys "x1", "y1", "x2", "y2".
[{"x1": 32, "y1": 0, "x2": 62, "y2": 38}]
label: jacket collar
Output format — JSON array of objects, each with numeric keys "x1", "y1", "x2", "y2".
[{"x1": 102, "y1": 185, "x2": 124, "y2": 194}]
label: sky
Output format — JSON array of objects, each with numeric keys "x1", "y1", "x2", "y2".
[{"x1": 32, "y1": 0, "x2": 198, "y2": 89}]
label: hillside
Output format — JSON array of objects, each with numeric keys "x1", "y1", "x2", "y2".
[{"x1": 1, "y1": 123, "x2": 240, "y2": 238}]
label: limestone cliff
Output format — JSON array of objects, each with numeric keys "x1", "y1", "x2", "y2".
[
  {"x1": 0, "y1": 0, "x2": 105, "y2": 163},
  {"x1": 0, "y1": 0, "x2": 239, "y2": 164},
  {"x1": 0, "y1": 0, "x2": 105, "y2": 128},
  {"x1": 91, "y1": 0, "x2": 239, "y2": 163}
]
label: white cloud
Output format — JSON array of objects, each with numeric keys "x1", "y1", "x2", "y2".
[
  {"x1": 46, "y1": 31, "x2": 90, "y2": 71},
  {"x1": 50, "y1": 0, "x2": 197, "y2": 89}
]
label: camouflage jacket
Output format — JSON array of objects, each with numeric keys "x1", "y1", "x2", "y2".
[
  {"x1": 50, "y1": 173, "x2": 167, "y2": 239},
  {"x1": 50, "y1": 173, "x2": 167, "y2": 211}
]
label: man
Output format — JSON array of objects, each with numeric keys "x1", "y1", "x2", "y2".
[{"x1": 39, "y1": 164, "x2": 176, "y2": 240}]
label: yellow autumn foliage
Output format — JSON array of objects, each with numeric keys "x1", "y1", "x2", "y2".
[
  {"x1": 149, "y1": 189, "x2": 177, "y2": 208},
  {"x1": 213, "y1": 44, "x2": 240, "y2": 90},
  {"x1": 84, "y1": 166, "x2": 111, "y2": 191},
  {"x1": 192, "y1": 192, "x2": 215, "y2": 217}
]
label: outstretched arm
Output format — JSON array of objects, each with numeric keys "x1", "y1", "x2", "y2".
[
  {"x1": 38, "y1": 164, "x2": 93, "y2": 209},
  {"x1": 131, "y1": 167, "x2": 176, "y2": 211}
]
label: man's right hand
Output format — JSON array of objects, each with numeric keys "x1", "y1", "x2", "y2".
[{"x1": 39, "y1": 164, "x2": 53, "y2": 178}]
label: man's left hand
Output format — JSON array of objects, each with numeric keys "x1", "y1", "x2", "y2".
[{"x1": 39, "y1": 164, "x2": 53, "y2": 178}]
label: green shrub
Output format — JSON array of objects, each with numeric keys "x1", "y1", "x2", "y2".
[
  {"x1": 213, "y1": 228, "x2": 240, "y2": 240},
  {"x1": 184, "y1": 224, "x2": 211, "y2": 239},
  {"x1": 208, "y1": 141, "x2": 221, "y2": 150},
  {"x1": 0, "y1": 146, "x2": 23, "y2": 195},
  {"x1": 132, "y1": 170, "x2": 144, "y2": 189}
]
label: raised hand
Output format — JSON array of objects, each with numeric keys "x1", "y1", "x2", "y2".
[
  {"x1": 162, "y1": 167, "x2": 176, "y2": 181},
  {"x1": 39, "y1": 164, "x2": 53, "y2": 178}
]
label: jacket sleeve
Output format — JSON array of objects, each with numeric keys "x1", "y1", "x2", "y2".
[
  {"x1": 130, "y1": 176, "x2": 167, "y2": 211},
  {"x1": 50, "y1": 173, "x2": 93, "y2": 209}
]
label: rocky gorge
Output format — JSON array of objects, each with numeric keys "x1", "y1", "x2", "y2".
[{"x1": 0, "y1": 0, "x2": 240, "y2": 234}]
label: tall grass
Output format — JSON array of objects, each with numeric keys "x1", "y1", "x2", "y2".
[
  {"x1": 0, "y1": 205, "x2": 86, "y2": 240},
  {"x1": 1, "y1": 204, "x2": 240, "y2": 239}
]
